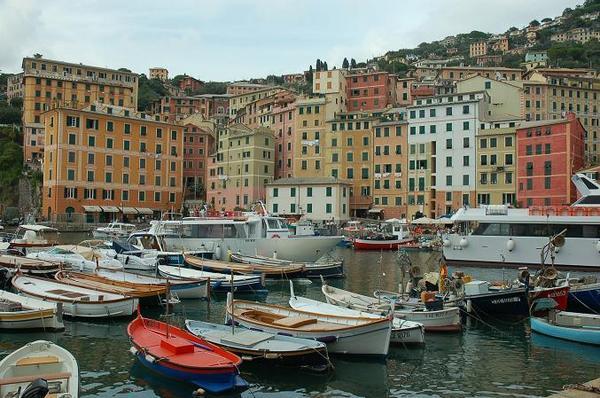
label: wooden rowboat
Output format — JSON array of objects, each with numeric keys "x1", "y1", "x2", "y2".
[
  {"x1": 185, "y1": 254, "x2": 305, "y2": 279},
  {"x1": 158, "y1": 265, "x2": 266, "y2": 293},
  {"x1": 0, "y1": 290, "x2": 64, "y2": 331},
  {"x1": 0, "y1": 254, "x2": 60, "y2": 275},
  {"x1": 128, "y1": 311, "x2": 248, "y2": 394},
  {"x1": 0, "y1": 340, "x2": 79, "y2": 398},
  {"x1": 230, "y1": 253, "x2": 344, "y2": 279},
  {"x1": 226, "y1": 296, "x2": 392, "y2": 356},
  {"x1": 55, "y1": 270, "x2": 167, "y2": 298}
]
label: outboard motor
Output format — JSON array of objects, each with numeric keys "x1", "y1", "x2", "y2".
[{"x1": 20, "y1": 378, "x2": 49, "y2": 398}]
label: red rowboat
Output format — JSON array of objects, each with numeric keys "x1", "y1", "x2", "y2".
[
  {"x1": 127, "y1": 310, "x2": 248, "y2": 394},
  {"x1": 353, "y1": 237, "x2": 414, "y2": 251}
]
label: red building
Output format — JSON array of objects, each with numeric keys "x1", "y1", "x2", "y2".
[
  {"x1": 179, "y1": 75, "x2": 204, "y2": 93},
  {"x1": 516, "y1": 113, "x2": 585, "y2": 207},
  {"x1": 345, "y1": 69, "x2": 392, "y2": 111},
  {"x1": 182, "y1": 119, "x2": 216, "y2": 201},
  {"x1": 150, "y1": 95, "x2": 229, "y2": 123}
]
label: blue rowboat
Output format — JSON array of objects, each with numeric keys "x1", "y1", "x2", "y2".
[{"x1": 531, "y1": 311, "x2": 600, "y2": 346}]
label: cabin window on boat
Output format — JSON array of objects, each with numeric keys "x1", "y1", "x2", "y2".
[
  {"x1": 266, "y1": 218, "x2": 281, "y2": 230},
  {"x1": 180, "y1": 224, "x2": 247, "y2": 238},
  {"x1": 473, "y1": 223, "x2": 599, "y2": 238}
]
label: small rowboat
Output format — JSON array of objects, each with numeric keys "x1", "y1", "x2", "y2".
[
  {"x1": 158, "y1": 265, "x2": 265, "y2": 293},
  {"x1": 185, "y1": 254, "x2": 305, "y2": 279},
  {"x1": 531, "y1": 310, "x2": 600, "y2": 346},
  {"x1": 96, "y1": 269, "x2": 208, "y2": 300},
  {"x1": 0, "y1": 254, "x2": 60, "y2": 275},
  {"x1": 230, "y1": 253, "x2": 344, "y2": 279},
  {"x1": 185, "y1": 319, "x2": 330, "y2": 366},
  {"x1": 289, "y1": 282, "x2": 424, "y2": 345},
  {"x1": 12, "y1": 274, "x2": 138, "y2": 318},
  {"x1": 321, "y1": 283, "x2": 461, "y2": 332},
  {"x1": 0, "y1": 340, "x2": 79, "y2": 398},
  {"x1": 0, "y1": 290, "x2": 64, "y2": 331},
  {"x1": 226, "y1": 296, "x2": 392, "y2": 356},
  {"x1": 55, "y1": 270, "x2": 167, "y2": 300},
  {"x1": 127, "y1": 311, "x2": 248, "y2": 394}
]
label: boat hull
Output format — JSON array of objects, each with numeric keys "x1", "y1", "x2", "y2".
[
  {"x1": 16, "y1": 291, "x2": 138, "y2": 318},
  {"x1": 530, "y1": 285, "x2": 570, "y2": 311},
  {"x1": 567, "y1": 283, "x2": 600, "y2": 313},
  {"x1": 162, "y1": 235, "x2": 342, "y2": 262},
  {"x1": 531, "y1": 317, "x2": 600, "y2": 345},
  {"x1": 390, "y1": 321, "x2": 425, "y2": 344},
  {"x1": 353, "y1": 238, "x2": 412, "y2": 251},
  {"x1": 158, "y1": 266, "x2": 265, "y2": 293},
  {"x1": 464, "y1": 288, "x2": 530, "y2": 318},
  {"x1": 0, "y1": 310, "x2": 63, "y2": 331},
  {"x1": 304, "y1": 263, "x2": 344, "y2": 279},
  {"x1": 394, "y1": 308, "x2": 461, "y2": 332}
]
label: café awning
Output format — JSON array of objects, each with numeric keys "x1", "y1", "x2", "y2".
[
  {"x1": 135, "y1": 207, "x2": 154, "y2": 215},
  {"x1": 101, "y1": 206, "x2": 119, "y2": 213},
  {"x1": 120, "y1": 207, "x2": 138, "y2": 215},
  {"x1": 82, "y1": 205, "x2": 102, "y2": 213}
]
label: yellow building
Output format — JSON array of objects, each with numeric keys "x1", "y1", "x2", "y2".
[
  {"x1": 228, "y1": 87, "x2": 282, "y2": 118},
  {"x1": 293, "y1": 97, "x2": 328, "y2": 178},
  {"x1": 149, "y1": 67, "x2": 169, "y2": 81},
  {"x1": 206, "y1": 124, "x2": 275, "y2": 210},
  {"x1": 475, "y1": 120, "x2": 519, "y2": 206},
  {"x1": 21, "y1": 56, "x2": 138, "y2": 163},
  {"x1": 42, "y1": 103, "x2": 183, "y2": 222}
]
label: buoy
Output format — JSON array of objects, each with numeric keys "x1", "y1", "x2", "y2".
[
  {"x1": 459, "y1": 237, "x2": 468, "y2": 248},
  {"x1": 506, "y1": 238, "x2": 515, "y2": 252},
  {"x1": 215, "y1": 245, "x2": 222, "y2": 260},
  {"x1": 192, "y1": 388, "x2": 206, "y2": 397},
  {"x1": 129, "y1": 346, "x2": 138, "y2": 355},
  {"x1": 144, "y1": 354, "x2": 155, "y2": 363}
]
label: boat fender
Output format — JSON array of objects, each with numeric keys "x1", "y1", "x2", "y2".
[
  {"x1": 192, "y1": 388, "x2": 206, "y2": 397},
  {"x1": 265, "y1": 353, "x2": 282, "y2": 359},
  {"x1": 442, "y1": 239, "x2": 450, "y2": 247},
  {"x1": 144, "y1": 354, "x2": 156, "y2": 363},
  {"x1": 466, "y1": 299, "x2": 472, "y2": 313},
  {"x1": 129, "y1": 346, "x2": 138, "y2": 356},
  {"x1": 506, "y1": 238, "x2": 515, "y2": 252},
  {"x1": 125, "y1": 256, "x2": 130, "y2": 265},
  {"x1": 459, "y1": 237, "x2": 468, "y2": 248},
  {"x1": 215, "y1": 245, "x2": 222, "y2": 260}
]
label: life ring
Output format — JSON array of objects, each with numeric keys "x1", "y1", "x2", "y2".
[{"x1": 272, "y1": 234, "x2": 281, "y2": 239}]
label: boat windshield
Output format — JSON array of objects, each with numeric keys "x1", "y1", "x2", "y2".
[
  {"x1": 48, "y1": 247, "x2": 75, "y2": 255},
  {"x1": 179, "y1": 223, "x2": 247, "y2": 239}
]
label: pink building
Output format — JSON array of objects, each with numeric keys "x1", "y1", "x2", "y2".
[
  {"x1": 516, "y1": 113, "x2": 585, "y2": 207},
  {"x1": 272, "y1": 95, "x2": 296, "y2": 179},
  {"x1": 183, "y1": 122, "x2": 215, "y2": 201}
]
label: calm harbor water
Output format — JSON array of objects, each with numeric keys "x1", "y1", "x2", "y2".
[{"x1": 1, "y1": 234, "x2": 599, "y2": 398}]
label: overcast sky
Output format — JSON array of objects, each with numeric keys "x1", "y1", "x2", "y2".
[{"x1": 0, "y1": 0, "x2": 582, "y2": 81}]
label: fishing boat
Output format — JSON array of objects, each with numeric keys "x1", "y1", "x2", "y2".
[
  {"x1": 0, "y1": 290, "x2": 64, "y2": 331},
  {"x1": 185, "y1": 319, "x2": 330, "y2": 366},
  {"x1": 27, "y1": 245, "x2": 123, "y2": 272},
  {"x1": 12, "y1": 274, "x2": 138, "y2": 318},
  {"x1": 185, "y1": 254, "x2": 305, "y2": 279},
  {"x1": 226, "y1": 296, "x2": 392, "y2": 356},
  {"x1": 321, "y1": 283, "x2": 461, "y2": 332},
  {"x1": 0, "y1": 254, "x2": 60, "y2": 275},
  {"x1": 79, "y1": 240, "x2": 157, "y2": 272},
  {"x1": 531, "y1": 309, "x2": 600, "y2": 346},
  {"x1": 566, "y1": 281, "x2": 600, "y2": 313},
  {"x1": 289, "y1": 282, "x2": 424, "y2": 345},
  {"x1": 230, "y1": 253, "x2": 344, "y2": 279},
  {"x1": 93, "y1": 222, "x2": 136, "y2": 239},
  {"x1": 95, "y1": 269, "x2": 209, "y2": 300},
  {"x1": 352, "y1": 221, "x2": 413, "y2": 251},
  {"x1": 462, "y1": 281, "x2": 530, "y2": 317},
  {"x1": 149, "y1": 208, "x2": 342, "y2": 262},
  {"x1": 127, "y1": 311, "x2": 248, "y2": 394},
  {"x1": 157, "y1": 265, "x2": 265, "y2": 293},
  {"x1": 0, "y1": 340, "x2": 79, "y2": 398},
  {"x1": 8, "y1": 225, "x2": 59, "y2": 251},
  {"x1": 55, "y1": 270, "x2": 167, "y2": 299}
]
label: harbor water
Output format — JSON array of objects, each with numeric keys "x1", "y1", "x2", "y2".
[{"x1": 1, "y1": 234, "x2": 599, "y2": 398}]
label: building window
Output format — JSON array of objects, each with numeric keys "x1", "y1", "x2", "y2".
[
  {"x1": 67, "y1": 169, "x2": 75, "y2": 181},
  {"x1": 326, "y1": 187, "x2": 332, "y2": 197},
  {"x1": 446, "y1": 123, "x2": 453, "y2": 132},
  {"x1": 326, "y1": 204, "x2": 332, "y2": 214}
]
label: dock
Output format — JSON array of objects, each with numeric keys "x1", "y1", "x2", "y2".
[{"x1": 547, "y1": 378, "x2": 600, "y2": 398}]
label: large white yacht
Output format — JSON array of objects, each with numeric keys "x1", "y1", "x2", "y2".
[
  {"x1": 147, "y1": 211, "x2": 343, "y2": 262},
  {"x1": 443, "y1": 174, "x2": 600, "y2": 271}
]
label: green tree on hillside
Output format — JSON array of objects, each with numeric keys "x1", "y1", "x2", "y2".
[{"x1": 342, "y1": 58, "x2": 349, "y2": 68}]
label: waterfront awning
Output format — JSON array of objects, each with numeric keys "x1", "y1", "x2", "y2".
[
  {"x1": 437, "y1": 217, "x2": 454, "y2": 224},
  {"x1": 101, "y1": 206, "x2": 119, "y2": 213},
  {"x1": 82, "y1": 205, "x2": 102, "y2": 213},
  {"x1": 120, "y1": 207, "x2": 138, "y2": 215},
  {"x1": 135, "y1": 207, "x2": 154, "y2": 215},
  {"x1": 411, "y1": 216, "x2": 435, "y2": 225},
  {"x1": 368, "y1": 208, "x2": 384, "y2": 213}
]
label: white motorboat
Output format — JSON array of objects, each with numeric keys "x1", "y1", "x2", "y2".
[
  {"x1": 92, "y1": 222, "x2": 136, "y2": 239},
  {"x1": 185, "y1": 319, "x2": 330, "y2": 366},
  {"x1": 0, "y1": 340, "x2": 79, "y2": 398},
  {"x1": 79, "y1": 240, "x2": 157, "y2": 271},
  {"x1": 289, "y1": 282, "x2": 424, "y2": 345},
  {"x1": 150, "y1": 210, "x2": 342, "y2": 262},
  {"x1": 157, "y1": 265, "x2": 265, "y2": 292},
  {"x1": 12, "y1": 274, "x2": 138, "y2": 318},
  {"x1": 321, "y1": 283, "x2": 462, "y2": 332},
  {"x1": 225, "y1": 295, "x2": 392, "y2": 356},
  {"x1": 443, "y1": 173, "x2": 600, "y2": 271},
  {"x1": 27, "y1": 245, "x2": 123, "y2": 272},
  {"x1": 0, "y1": 290, "x2": 64, "y2": 330},
  {"x1": 8, "y1": 224, "x2": 59, "y2": 249},
  {"x1": 95, "y1": 269, "x2": 208, "y2": 299}
]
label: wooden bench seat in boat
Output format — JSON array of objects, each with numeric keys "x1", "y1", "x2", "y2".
[
  {"x1": 16, "y1": 355, "x2": 59, "y2": 366},
  {"x1": 0, "y1": 372, "x2": 71, "y2": 386},
  {"x1": 272, "y1": 316, "x2": 318, "y2": 328}
]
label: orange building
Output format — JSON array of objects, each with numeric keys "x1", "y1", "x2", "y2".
[
  {"x1": 42, "y1": 103, "x2": 183, "y2": 222},
  {"x1": 21, "y1": 56, "x2": 138, "y2": 163}
]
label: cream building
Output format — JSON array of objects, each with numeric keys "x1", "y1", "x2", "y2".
[
  {"x1": 266, "y1": 177, "x2": 350, "y2": 221},
  {"x1": 149, "y1": 67, "x2": 169, "y2": 81},
  {"x1": 456, "y1": 75, "x2": 524, "y2": 120}
]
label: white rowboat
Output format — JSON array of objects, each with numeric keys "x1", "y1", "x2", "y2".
[
  {"x1": 157, "y1": 265, "x2": 265, "y2": 292},
  {"x1": 0, "y1": 290, "x2": 64, "y2": 331}
]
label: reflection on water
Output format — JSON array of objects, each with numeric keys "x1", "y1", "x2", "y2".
[{"x1": 0, "y1": 247, "x2": 599, "y2": 398}]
